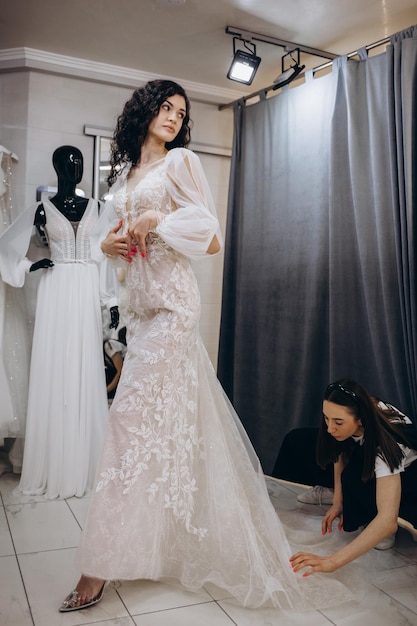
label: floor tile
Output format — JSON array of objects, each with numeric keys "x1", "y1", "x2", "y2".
[
  {"x1": 6, "y1": 499, "x2": 81, "y2": 553},
  {"x1": 203, "y1": 582, "x2": 235, "y2": 602},
  {"x1": 0, "y1": 504, "x2": 14, "y2": 556},
  {"x1": 219, "y1": 600, "x2": 333, "y2": 625},
  {"x1": 351, "y1": 539, "x2": 416, "y2": 576},
  {"x1": 118, "y1": 579, "x2": 212, "y2": 615},
  {"x1": 65, "y1": 495, "x2": 91, "y2": 529},
  {"x1": 0, "y1": 554, "x2": 33, "y2": 626},
  {"x1": 79, "y1": 615, "x2": 135, "y2": 626},
  {"x1": 132, "y1": 602, "x2": 236, "y2": 625},
  {"x1": 373, "y1": 564, "x2": 417, "y2": 615},
  {"x1": 18, "y1": 548, "x2": 129, "y2": 626},
  {"x1": 321, "y1": 584, "x2": 417, "y2": 625}
]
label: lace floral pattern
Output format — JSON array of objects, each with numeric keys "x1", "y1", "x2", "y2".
[
  {"x1": 96, "y1": 313, "x2": 207, "y2": 539},
  {"x1": 95, "y1": 160, "x2": 207, "y2": 537}
]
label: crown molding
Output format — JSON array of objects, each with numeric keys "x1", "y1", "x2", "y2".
[{"x1": 0, "y1": 47, "x2": 244, "y2": 105}]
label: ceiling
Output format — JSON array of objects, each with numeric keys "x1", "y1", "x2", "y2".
[{"x1": 1, "y1": 0, "x2": 417, "y2": 102}]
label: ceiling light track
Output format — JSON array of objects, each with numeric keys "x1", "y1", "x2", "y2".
[
  {"x1": 226, "y1": 26, "x2": 339, "y2": 61},
  {"x1": 220, "y1": 31, "x2": 392, "y2": 110},
  {"x1": 225, "y1": 25, "x2": 337, "y2": 88}
]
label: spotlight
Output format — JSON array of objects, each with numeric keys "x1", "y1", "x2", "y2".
[
  {"x1": 227, "y1": 37, "x2": 261, "y2": 85},
  {"x1": 273, "y1": 48, "x2": 305, "y2": 90}
]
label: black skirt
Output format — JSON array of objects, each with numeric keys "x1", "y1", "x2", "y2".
[
  {"x1": 271, "y1": 428, "x2": 334, "y2": 488},
  {"x1": 342, "y1": 442, "x2": 417, "y2": 531}
]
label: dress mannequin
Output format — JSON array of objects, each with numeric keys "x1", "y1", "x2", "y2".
[
  {"x1": 0, "y1": 145, "x2": 119, "y2": 498},
  {"x1": 30, "y1": 146, "x2": 119, "y2": 328}
]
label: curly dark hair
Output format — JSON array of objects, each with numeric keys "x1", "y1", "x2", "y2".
[
  {"x1": 316, "y1": 378, "x2": 411, "y2": 481},
  {"x1": 107, "y1": 80, "x2": 192, "y2": 186}
]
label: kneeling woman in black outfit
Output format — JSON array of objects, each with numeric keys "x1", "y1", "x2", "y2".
[{"x1": 291, "y1": 379, "x2": 417, "y2": 576}]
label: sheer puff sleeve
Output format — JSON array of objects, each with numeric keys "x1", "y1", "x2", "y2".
[
  {"x1": 90, "y1": 184, "x2": 124, "y2": 265},
  {"x1": 0, "y1": 203, "x2": 39, "y2": 287},
  {"x1": 156, "y1": 148, "x2": 223, "y2": 259},
  {"x1": 90, "y1": 197, "x2": 123, "y2": 309}
]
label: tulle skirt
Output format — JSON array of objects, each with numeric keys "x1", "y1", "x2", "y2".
[
  {"x1": 77, "y1": 317, "x2": 357, "y2": 609},
  {"x1": 17, "y1": 262, "x2": 108, "y2": 499}
]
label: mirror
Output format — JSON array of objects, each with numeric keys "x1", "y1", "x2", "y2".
[
  {"x1": 84, "y1": 125, "x2": 113, "y2": 200},
  {"x1": 98, "y1": 137, "x2": 112, "y2": 201}
]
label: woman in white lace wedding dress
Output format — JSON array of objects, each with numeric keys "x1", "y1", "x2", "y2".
[{"x1": 60, "y1": 81, "x2": 354, "y2": 613}]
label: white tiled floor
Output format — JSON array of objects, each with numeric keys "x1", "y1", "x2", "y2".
[{"x1": 2, "y1": 461, "x2": 417, "y2": 625}]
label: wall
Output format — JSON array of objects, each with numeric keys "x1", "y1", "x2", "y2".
[{"x1": 0, "y1": 68, "x2": 233, "y2": 365}]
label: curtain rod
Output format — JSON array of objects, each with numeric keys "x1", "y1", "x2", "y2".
[{"x1": 219, "y1": 35, "x2": 391, "y2": 111}]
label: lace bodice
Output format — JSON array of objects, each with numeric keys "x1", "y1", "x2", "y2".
[
  {"x1": 112, "y1": 162, "x2": 171, "y2": 226},
  {"x1": 43, "y1": 198, "x2": 99, "y2": 262}
]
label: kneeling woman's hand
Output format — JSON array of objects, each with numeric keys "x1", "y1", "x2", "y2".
[
  {"x1": 290, "y1": 552, "x2": 338, "y2": 577},
  {"x1": 322, "y1": 504, "x2": 343, "y2": 535}
]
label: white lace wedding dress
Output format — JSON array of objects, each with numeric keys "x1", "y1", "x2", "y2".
[{"x1": 78, "y1": 148, "x2": 354, "y2": 609}]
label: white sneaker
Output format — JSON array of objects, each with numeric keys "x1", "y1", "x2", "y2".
[
  {"x1": 297, "y1": 485, "x2": 334, "y2": 505},
  {"x1": 374, "y1": 533, "x2": 396, "y2": 550}
]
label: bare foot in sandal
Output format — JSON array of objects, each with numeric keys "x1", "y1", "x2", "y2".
[{"x1": 59, "y1": 575, "x2": 107, "y2": 612}]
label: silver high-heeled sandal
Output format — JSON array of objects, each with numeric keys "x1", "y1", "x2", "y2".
[{"x1": 59, "y1": 580, "x2": 107, "y2": 612}]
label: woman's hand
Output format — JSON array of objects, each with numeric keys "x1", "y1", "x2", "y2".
[
  {"x1": 101, "y1": 220, "x2": 136, "y2": 263},
  {"x1": 127, "y1": 210, "x2": 159, "y2": 258},
  {"x1": 289, "y1": 501, "x2": 343, "y2": 576},
  {"x1": 322, "y1": 503, "x2": 343, "y2": 534},
  {"x1": 290, "y1": 551, "x2": 338, "y2": 576}
]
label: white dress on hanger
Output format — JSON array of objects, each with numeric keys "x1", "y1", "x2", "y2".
[
  {"x1": 0, "y1": 151, "x2": 16, "y2": 439},
  {"x1": 0, "y1": 198, "x2": 115, "y2": 498},
  {"x1": 0, "y1": 150, "x2": 30, "y2": 465},
  {"x1": 77, "y1": 148, "x2": 355, "y2": 609}
]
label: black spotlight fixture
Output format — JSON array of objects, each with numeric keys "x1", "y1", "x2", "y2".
[
  {"x1": 273, "y1": 48, "x2": 305, "y2": 90},
  {"x1": 227, "y1": 37, "x2": 261, "y2": 85}
]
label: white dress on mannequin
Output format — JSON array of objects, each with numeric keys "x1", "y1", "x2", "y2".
[{"x1": 0, "y1": 198, "x2": 115, "y2": 498}]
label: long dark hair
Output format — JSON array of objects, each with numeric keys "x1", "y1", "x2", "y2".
[
  {"x1": 317, "y1": 378, "x2": 410, "y2": 481},
  {"x1": 107, "y1": 79, "x2": 192, "y2": 186}
]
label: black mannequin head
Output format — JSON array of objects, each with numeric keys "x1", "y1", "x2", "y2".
[{"x1": 52, "y1": 146, "x2": 83, "y2": 185}]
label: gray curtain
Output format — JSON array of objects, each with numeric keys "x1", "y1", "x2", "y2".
[{"x1": 218, "y1": 26, "x2": 417, "y2": 473}]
